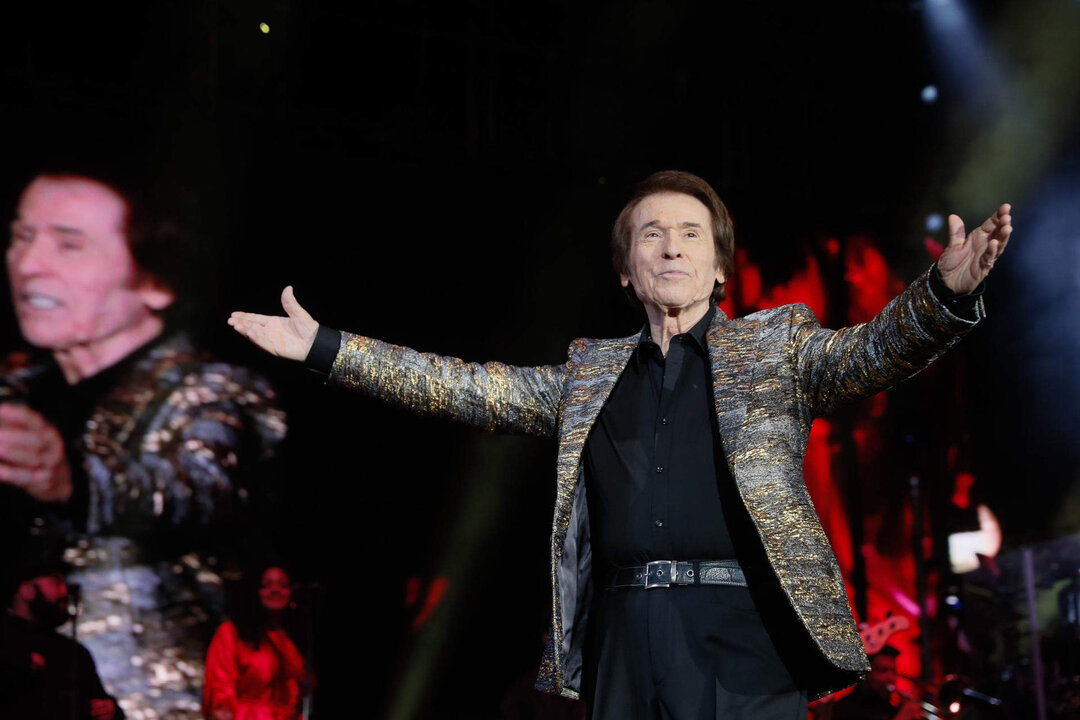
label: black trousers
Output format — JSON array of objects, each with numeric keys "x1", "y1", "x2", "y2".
[{"x1": 582, "y1": 584, "x2": 808, "y2": 720}]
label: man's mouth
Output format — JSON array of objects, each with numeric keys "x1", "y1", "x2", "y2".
[{"x1": 20, "y1": 294, "x2": 63, "y2": 309}]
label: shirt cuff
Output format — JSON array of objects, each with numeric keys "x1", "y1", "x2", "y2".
[
  {"x1": 304, "y1": 325, "x2": 342, "y2": 375},
  {"x1": 929, "y1": 264, "x2": 983, "y2": 321}
]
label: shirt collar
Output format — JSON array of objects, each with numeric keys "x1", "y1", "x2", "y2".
[{"x1": 637, "y1": 304, "x2": 715, "y2": 360}]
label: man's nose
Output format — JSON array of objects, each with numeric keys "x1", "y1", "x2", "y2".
[
  {"x1": 660, "y1": 233, "x2": 683, "y2": 257},
  {"x1": 10, "y1": 237, "x2": 52, "y2": 277}
]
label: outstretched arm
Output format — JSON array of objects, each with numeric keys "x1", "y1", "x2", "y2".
[
  {"x1": 795, "y1": 204, "x2": 1012, "y2": 417},
  {"x1": 329, "y1": 332, "x2": 565, "y2": 436},
  {"x1": 229, "y1": 288, "x2": 566, "y2": 437}
]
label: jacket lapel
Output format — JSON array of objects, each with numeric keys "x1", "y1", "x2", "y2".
[
  {"x1": 706, "y1": 307, "x2": 752, "y2": 473},
  {"x1": 557, "y1": 334, "x2": 639, "y2": 484}
]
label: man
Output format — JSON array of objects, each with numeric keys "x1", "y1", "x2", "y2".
[
  {"x1": 2, "y1": 171, "x2": 287, "y2": 719},
  {"x1": 229, "y1": 171, "x2": 1010, "y2": 718},
  {"x1": 0, "y1": 558, "x2": 123, "y2": 720},
  {"x1": 832, "y1": 646, "x2": 922, "y2": 720}
]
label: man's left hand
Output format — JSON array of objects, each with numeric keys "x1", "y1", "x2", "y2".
[{"x1": 938, "y1": 203, "x2": 1012, "y2": 295}]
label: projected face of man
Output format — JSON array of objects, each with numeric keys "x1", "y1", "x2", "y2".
[{"x1": 7, "y1": 176, "x2": 172, "y2": 382}]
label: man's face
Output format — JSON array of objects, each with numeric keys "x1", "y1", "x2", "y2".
[
  {"x1": 7, "y1": 176, "x2": 162, "y2": 351},
  {"x1": 620, "y1": 192, "x2": 725, "y2": 316},
  {"x1": 867, "y1": 654, "x2": 898, "y2": 696}
]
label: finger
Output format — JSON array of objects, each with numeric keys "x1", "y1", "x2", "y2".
[
  {"x1": 985, "y1": 206, "x2": 1011, "y2": 240},
  {"x1": 947, "y1": 214, "x2": 966, "y2": 248},
  {"x1": 227, "y1": 313, "x2": 272, "y2": 342},
  {"x1": 227, "y1": 313, "x2": 287, "y2": 356},
  {"x1": 995, "y1": 221, "x2": 1012, "y2": 256},
  {"x1": 38, "y1": 427, "x2": 64, "y2": 465},
  {"x1": 981, "y1": 239, "x2": 1000, "y2": 270},
  {"x1": 228, "y1": 311, "x2": 270, "y2": 328},
  {"x1": 0, "y1": 428, "x2": 46, "y2": 466},
  {"x1": 978, "y1": 209, "x2": 1002, "y2": 235},
  {"x1": 0, "y1": 403, "x2": 41, "y2": 429},
  {"x1": 281, "y1": 286, "x2": 314, "y2": 324},
  {"x1": 0, "y1": 462, "x2": 33, "y2": 486}
]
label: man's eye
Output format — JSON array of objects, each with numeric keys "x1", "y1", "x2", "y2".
[{"x1": 58, "y1": 240, "x2": 83, "y2": 251}]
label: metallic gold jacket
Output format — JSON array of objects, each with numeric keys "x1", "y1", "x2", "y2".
[{"x1": 328, "y1": 269, "x2": 982, "y2": 699}]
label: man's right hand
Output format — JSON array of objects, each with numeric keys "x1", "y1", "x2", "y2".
[{"x1": 228, "y1": 286, "x2": 319, "y2": 362}]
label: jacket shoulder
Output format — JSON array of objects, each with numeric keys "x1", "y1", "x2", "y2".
[
  {"x1": 100, "y1": 334, "x2": 287, "y2": 448},
  {"x1": 565, "y1": 332, "x2": 639, "y2": 361},
  {"x1": 132, "y1": 334, "x2": 279, "y2": 404},
  {"x1": 735, "y1": 302, "x2": 817, "y2": 328}
]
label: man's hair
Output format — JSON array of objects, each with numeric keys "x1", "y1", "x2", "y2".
[{"x1": 611, "y1": 170, "x2": 735, "y2": 304}]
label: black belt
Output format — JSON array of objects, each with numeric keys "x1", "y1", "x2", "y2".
[{"x1": 607, "y1": 560, "x2": 747, "y2": 590}]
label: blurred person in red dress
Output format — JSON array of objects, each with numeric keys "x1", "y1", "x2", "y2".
[{"x1": 203, "y1": 563, "x2": 311, "y2": 720}]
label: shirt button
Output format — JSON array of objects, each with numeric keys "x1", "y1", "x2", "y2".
[
  {"x1": 660, "y1": 418, "x2": 669, "y2": 425},
  {"x1": 656, "y1": 466, "x2": 664, "y2": 473},
  {"x1": 655, "y1": 520, "x2": 664, "y2": 527}
]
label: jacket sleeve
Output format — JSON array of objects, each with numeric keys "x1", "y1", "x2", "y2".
[
  {"x1": 327, "y1": 332, "x2": 566, "y2": 437},
  {"x1": 792, "y1": 267, "x2": 983, "y2": 419}
]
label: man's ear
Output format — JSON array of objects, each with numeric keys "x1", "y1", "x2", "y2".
[{"x1": 136, "y1": 273, "x2": 176, "y2": 311}]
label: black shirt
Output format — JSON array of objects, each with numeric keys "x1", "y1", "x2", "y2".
[{"x1": 583, "y1": 305, "x2": 737, "y2": 571}]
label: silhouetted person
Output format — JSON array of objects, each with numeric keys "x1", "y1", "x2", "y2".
[{"x1": 0, "y1": 558, "x2": 123, "y2": 720}]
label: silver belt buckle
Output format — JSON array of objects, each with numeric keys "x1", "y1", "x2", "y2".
[{"x1": 644, "y1": 560, "x2": 676, "y2": 589}]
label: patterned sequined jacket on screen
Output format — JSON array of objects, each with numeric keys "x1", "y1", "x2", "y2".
[
  {"x1": 327, "y1": 269, "x2": 982, "y2": 700},
  {"x1": 1, "y1": 333, "x2": 287, "y2": 719}
]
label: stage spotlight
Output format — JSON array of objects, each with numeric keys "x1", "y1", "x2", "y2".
[
  {"x1": 921, "y1": 85, "x2": 939, "y2": 103},
  {"x1": 259, "y1": 22, "x2": 270, "y2": 34},
  {"x1": 925, "y1": 213, "x2": 944, "y2": 232},
  {"x1": 923, "y1": 0, "x2": 1003, "y2": 100}
]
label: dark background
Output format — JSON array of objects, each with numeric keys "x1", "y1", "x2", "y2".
[{"x1": 3, "y1": 1, "x2": 1078, "y2": 716}]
